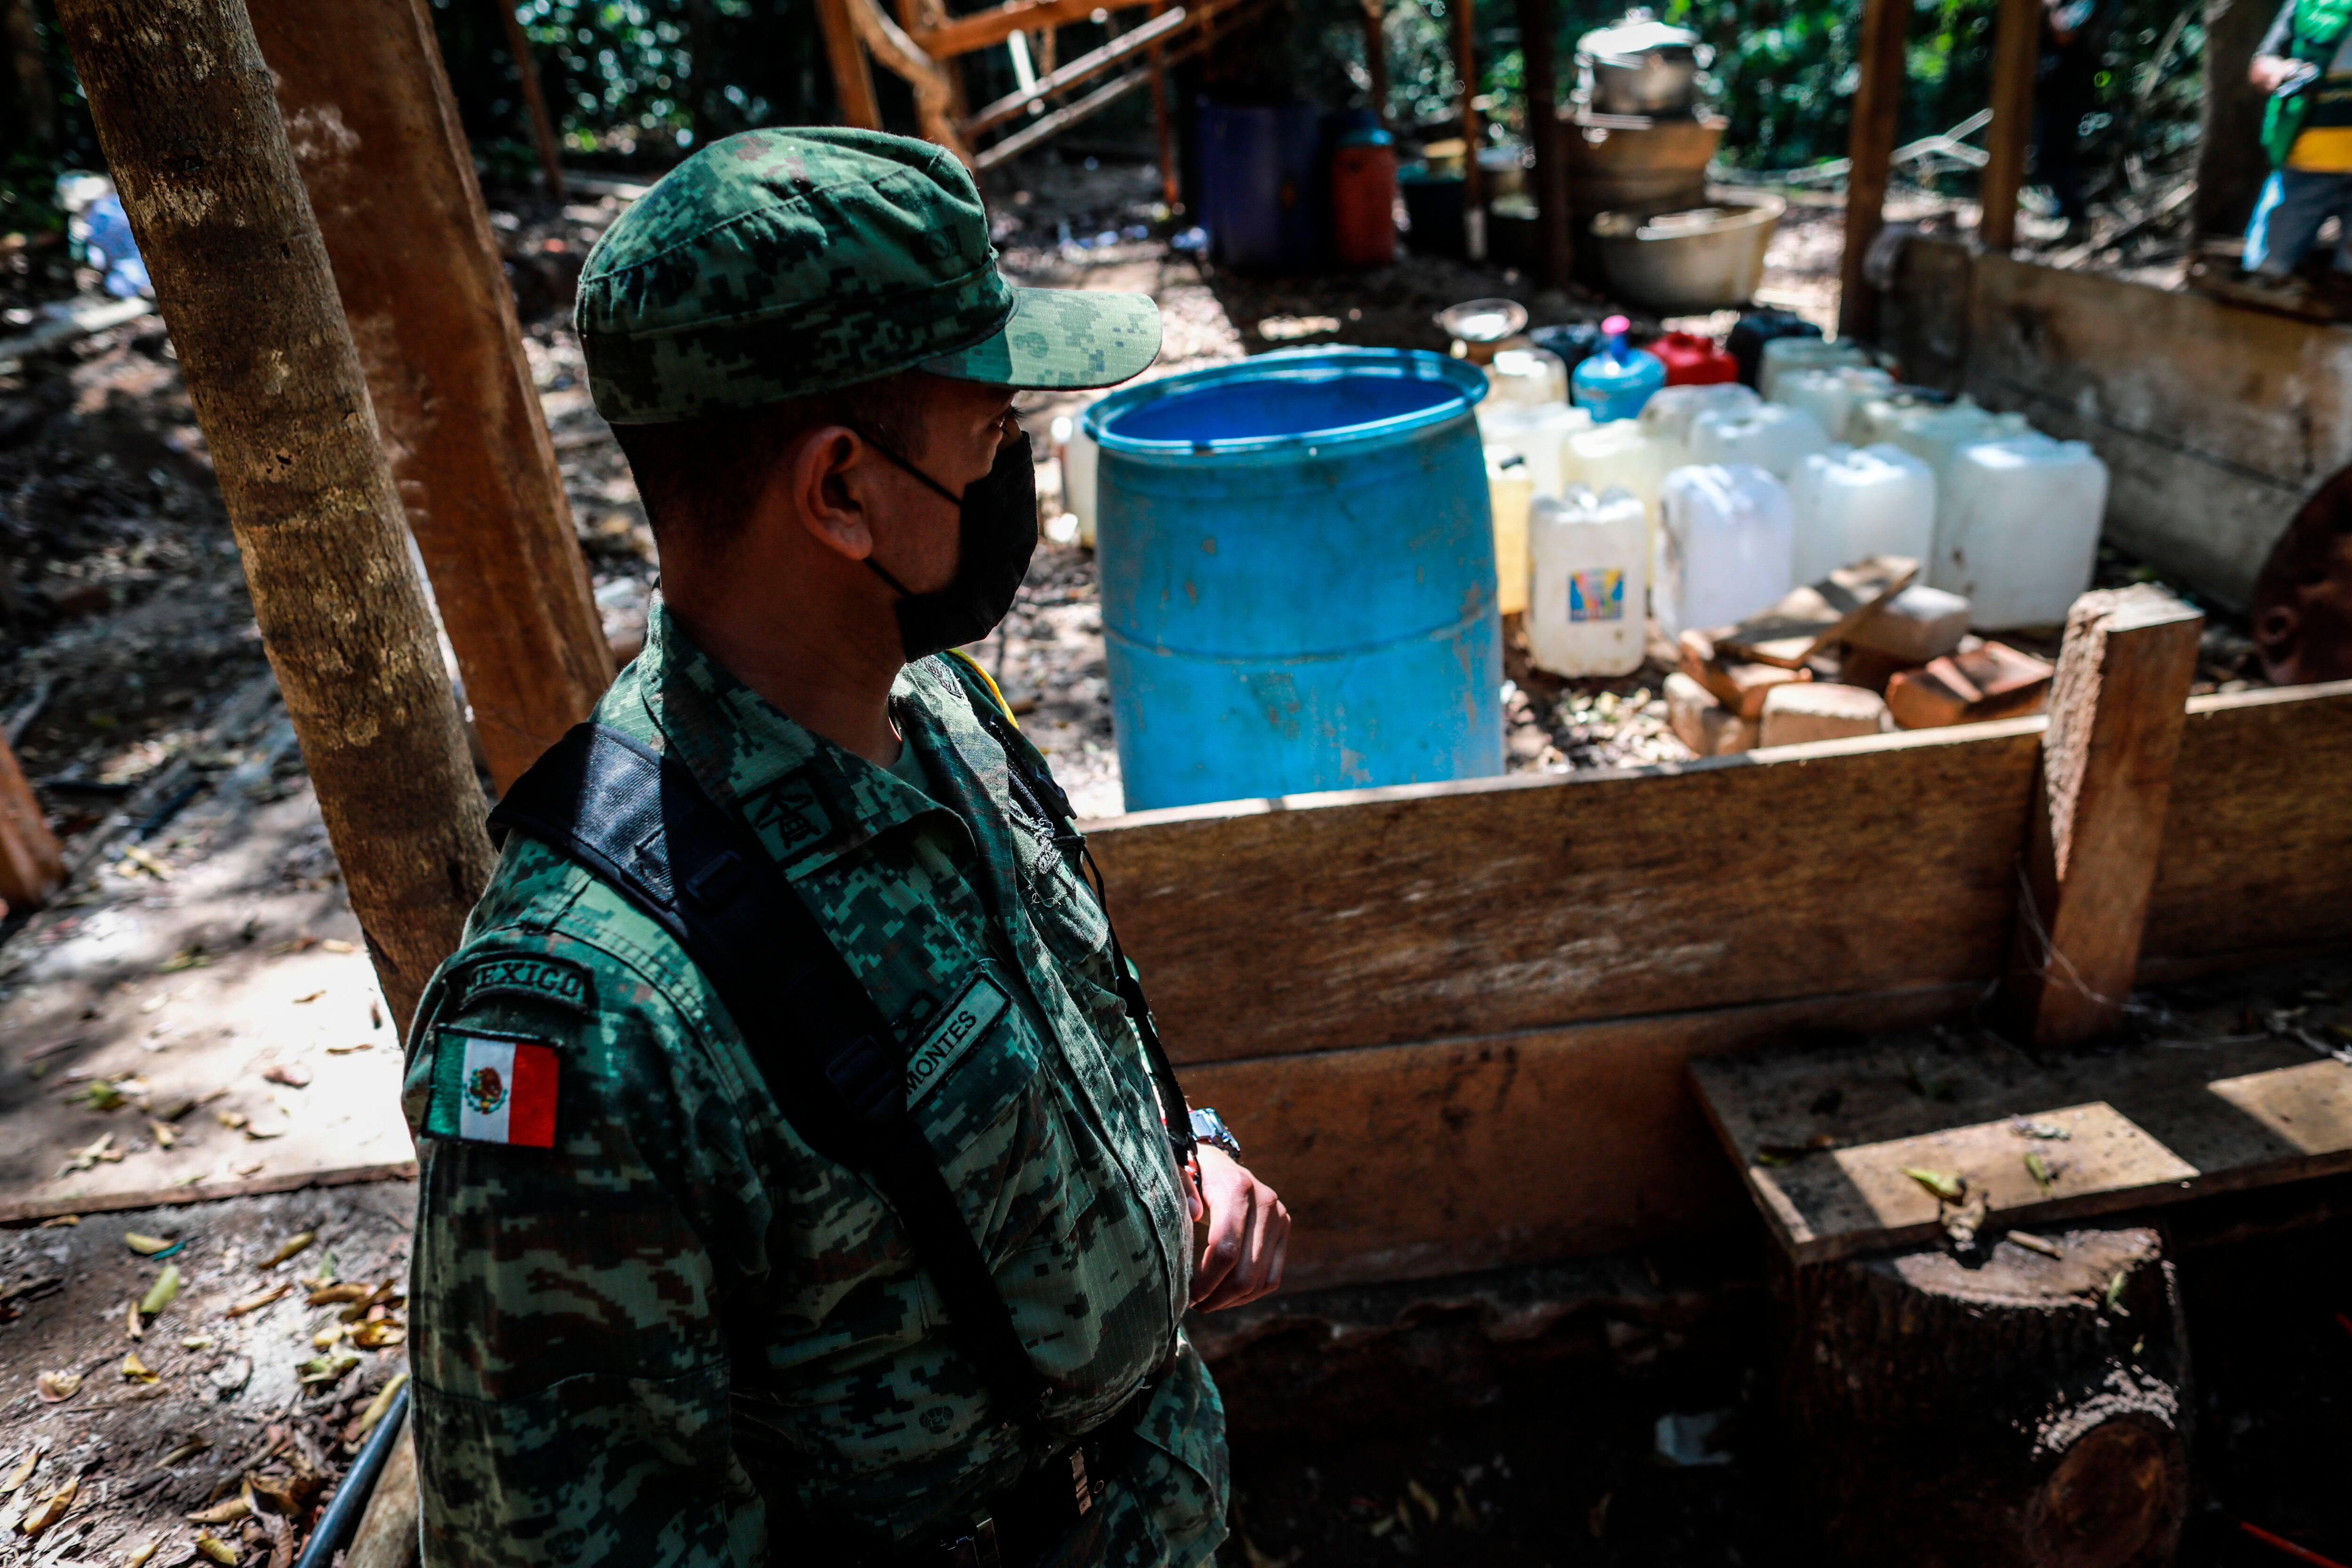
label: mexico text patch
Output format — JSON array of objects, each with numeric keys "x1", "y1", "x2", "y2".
[
  {"x1": 904, "y1": 972, "x2": 1010, "y2": 1108},
  {"x1": 457, "y1": 955, "x2": 594, "y2": 1016},
  {"x1": 428, "y1": 1030, "x2": 560, "y2": 1148}
]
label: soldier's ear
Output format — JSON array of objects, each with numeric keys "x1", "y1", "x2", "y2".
[{"x1": 788, "y1": 424, "x2": 884, "y2": 564}]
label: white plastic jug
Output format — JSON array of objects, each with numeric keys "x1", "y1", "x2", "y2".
[
  {"x1": 1939, "y1": 433, "x2": 2109, "y2": 628},
  {"x1": 1759, "y1": 336, "x2": 1873, "y2": 401},
  {"x1": 1656, "y1": 464, "x2": 1797, "y2": 639},
  {"x1": 1052, "y1": 406, "x2": 1101, "y2": 547},
  {"x1": 1478, "y1": 400, "x2": 1593, "y2": 499},
  {"x1": 1486, "y1": 345, "x2": 1570, "y2": 408},
  {"x1": 1875, "y1": 399, "x2": 2035, "y2": 588},
  {"x1": 1688, "y1": 402, "x2": 1831, "y2": 480},
  {"x1": 1788, "y1": 443, "x2": 1936, "y2": 583},
  {"x1": 1774, "y1": 366, "x2": 1897, "y2": 444},
  {"x1": 1528, "y1": 486, "x2": 1647, "y2": 677},
  {"x1": 1486, "y1": 446, "x2": 1537, "y2": 617},
  {"x1": 1640, "y1": 382, "x2": 1759, "y2": 446},
  {"x1": 1562, "y1": 420, "x2": 1685, "y2": 551}
]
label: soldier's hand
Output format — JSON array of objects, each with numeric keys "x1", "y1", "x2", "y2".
[{"x1": 1184, "y1": 1147, "x2": 1289, "y2": 1311}]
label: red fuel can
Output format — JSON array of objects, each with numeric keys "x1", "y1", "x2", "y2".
[{"x1": 1649, "y1": 330, "x2": 1739, "y2": 386}]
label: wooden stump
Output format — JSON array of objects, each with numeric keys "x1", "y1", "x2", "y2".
[{"x1": 1777, "y1": 1226, "x2": 2190, "y2": 1568}]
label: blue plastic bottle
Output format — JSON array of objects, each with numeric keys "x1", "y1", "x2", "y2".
[{"x1": 1570, "y1": 314, "x2": 1667, "y2": 423}]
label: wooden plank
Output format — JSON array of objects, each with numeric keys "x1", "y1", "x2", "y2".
[
  {"x1": 814, "y1": 0, "x2": 883, "y2": 128},
  {"x1": 1092, "y1": 718, "x2": 2048, "y2": 1064},
  {"x1": 255, "y1": 0, "x2": 617, "y2": 793},
  {"x1": 842, "y1": 0, "x2": 971, "y2": 161},
  {"x1": 1180, "y1": 985, "x2": 1977, "y2": 1292},
  {"x1": 2144, "y1": 680, "x2": 2352, "y2": 967},
  {"x1": 2007, "y1": 587, "x2": 2203, "y2": 1046},
  {"x1": 1516, "y1": 0, "x2": 1569, "y2": 287},
  {"x1": 1977, "y1": 0, "x2": 2036, "y2": 251},
  {"x1": 1454, "y1": 0, "x2": 1481, "y2": 259},
  {"x1": 0, "y1": 727, "x2": 63, "y2": 911},
  {"x1": 1838, "y1": 0, "x2": 1908, "y2": 339},
  {"x1": 1689, "y1": 1027, "x2": 2352, "y2": 1263},
  {"x1": 917, "y1": 0, "x2": 1156, "y2": 60},
  {"x1": 963, "y1": 2, "x2": 1188, "y2": 135}
]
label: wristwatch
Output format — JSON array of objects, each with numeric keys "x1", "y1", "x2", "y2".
[{"x1": 1188, "y1": 1107, "x2": 1242, "y2": 1161}]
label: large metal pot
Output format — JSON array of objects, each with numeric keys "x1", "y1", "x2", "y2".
[
  {"x1": 1590, "y1": 190, "x2": 1785, "y2": 313},
  {"x1": 1578, "y1": 16, "x2": 1708, "y2": 118}
]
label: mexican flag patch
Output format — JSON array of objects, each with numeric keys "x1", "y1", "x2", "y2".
[{"x1": 429, "y1": 1031, "x2": 558, "y2": 1148}]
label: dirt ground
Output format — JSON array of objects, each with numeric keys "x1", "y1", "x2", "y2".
[{"x1": 0, "y1": 151, "x2": 2320, "y2": 1567}]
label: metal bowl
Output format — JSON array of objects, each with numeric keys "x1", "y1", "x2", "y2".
[{"x1": 1589, "y1": 191, "x2": 1785, "y2": 313}]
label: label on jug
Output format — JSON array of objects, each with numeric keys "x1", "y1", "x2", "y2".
[{"x1": 1569, "y1": 569, "x2": 1625, "y2": 622}]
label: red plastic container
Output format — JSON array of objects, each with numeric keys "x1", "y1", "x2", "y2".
[
  {"x1": 1330, "y1": 132, "x2": 1398, "y2": 268},
  {"x1": 1648, "y1": 331, "x2": 1738, "y2": 386}
]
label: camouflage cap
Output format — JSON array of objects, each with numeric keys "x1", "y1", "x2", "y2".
[{"x1": 575, "y1": 127, "x2": 1161, "y2": 424}]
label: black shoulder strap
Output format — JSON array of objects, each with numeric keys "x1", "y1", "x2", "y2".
[
  {"x1": 488, "y1": 724, "x2": 1047, "y2": 1428},
  {"x1": 938, "y1": 658, "x2": 1197, "y2": 1171}
]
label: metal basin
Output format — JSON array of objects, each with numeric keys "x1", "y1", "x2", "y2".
[{"x1": 1590, "y1": 191, "x2": 1785, "y2": 312}]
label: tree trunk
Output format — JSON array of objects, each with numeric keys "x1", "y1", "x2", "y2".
[
  {"x1": 249, "y1": 0, "x2": 615, "y2": 793},
  {"x1": 1515, "y1": 0, "x2": 1570, "y2": 287},
  {"x1": 493, "y1": 0, "x2": 567, "y2": 198},
  {"x1": 1777, "y1": 1226, "x2": 2190, "y2": 1568},
  {"x1": 2197, "y1": 0, "x2": 2278, "y2": 241},
  {"x1": 0, "y1": 729, "x2": 63, "y2": 912},
  {"x1": 53, "y1": 0, "x2": 496, "y2": 1034}
]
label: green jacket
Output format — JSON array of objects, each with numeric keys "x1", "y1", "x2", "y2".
[
  {"x1": 2265, "y1": 0, "x2": 2352, "y2": 165},
  {"x1": 400, "y1": 604, "x2": 1226, "y2": 1567}
]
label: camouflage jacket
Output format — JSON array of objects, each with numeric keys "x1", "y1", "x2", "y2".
[{"x1": 400, "y1": 604, "x2": 1227, "y2": 1568}]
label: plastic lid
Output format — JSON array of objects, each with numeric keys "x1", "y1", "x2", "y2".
[{"x1": 1603, "y1": 314, "x2": 1630, "y2": 334}]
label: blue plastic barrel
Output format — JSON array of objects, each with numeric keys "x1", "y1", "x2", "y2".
[
  {"x1": 1087, "y1": 349, "x2": 1504, "y2": 811},
  {"x1": 1194, "y1": 100, "x2": 1322, "y2": 274}
]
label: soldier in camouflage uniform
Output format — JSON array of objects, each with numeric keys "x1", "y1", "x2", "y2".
[{"x1": 400, "y1": 127, "x2": 1290, "y2": 1568}]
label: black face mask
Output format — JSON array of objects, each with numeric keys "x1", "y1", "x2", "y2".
[{"x1": 859, "y1": 430, "x2": 1038, "y2": 662}]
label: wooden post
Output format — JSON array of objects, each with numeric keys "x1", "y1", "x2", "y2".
[
  {"x1": 2, "y1": 0, "x2": 55, "y2": 150},
  {"x1": 2195, "y1": 0, "x2": 2277, "y2": 239},
  {"x1": 1979, "y1": 0, "x2": 2038, "y2": 252},
  {"x1": 1454, "y1": 0, "x2": 1482, "y2": 259},
  {"x1": 1517, "y1": 0, "x2": 1569, "y2": 286},
  {"x1": 249, "y1": 0, "x2": 615, "y2": 792},
  {"x1": 2005, "y1": 585, "x2": 2204, "y2": 1049},
  {"x1": 1837, "y1": 0, "x2": 1908, "y2": 340},
  {"x1": 0, "y1": 731, "x2": 63, "y2": 912},
  {"x1": 54, "y1": 0, "x2": 497, "y2": 1033},
  {"x1": 816, "y1": 0, "x2": 884, "y2": 129},
  {"x1": 493, "y1": 0, "x2": 566, "y2": 199},
  {"x1": 1359, "y1": 0, "x2": 1386, "y2": 124},
  {"x1": 1150, "y1": 0, "x2": 1178, "y2": 207}
]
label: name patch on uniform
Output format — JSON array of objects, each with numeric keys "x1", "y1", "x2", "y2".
[
  {"x1": 457, "y1": 955, "x2": 594, "y2": 1016},
  {"x1": 427, "y1": 1030, "x2": 559, "y2": 1148},
  {"x1": 904, "y1": 973, "x2": 1010, "y2": 1108}
]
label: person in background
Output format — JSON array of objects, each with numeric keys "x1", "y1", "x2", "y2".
[
  {"x1": 2035, "y1": 0, "x2": 2103, "y2": 243},
  {"x1": 2247, "y1": 0, "x2": 2352, "y2": 279}
]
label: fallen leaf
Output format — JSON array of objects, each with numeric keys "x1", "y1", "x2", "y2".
[
  {"x1": 226, "y1": 1283, "x2": 290, "y2": 1318},
  {"x1": 1406, "y1": 1478, "x2": 1440, "y2": 1522},
  {"x1": 319, "y1": 939, "x2": 356, "y2": 954},
  {"x1": 268, "y1": 936, "x2": 319, "y2": 956},
  {"x1": 195, "y1": 1531, "x2": 239, "y2": 1563},
  {"x1": 185, "y1": 1496, "x2": 250, "y2": 1525},
  {"x1": 342, "y1": 1373, "x2": 409, "y2": 1447},
  {"x1": 297, "y1": 1353, "x2": 359, "y2": 1387},
  {"x1": 369, "y1": 1001, "x2": 383, "y2": 1029},
  {"x1": 119, "y1": 844, "x2": 174, "y2": 881},
  {"x1": 312, "y1": 1323, "x2": 345, "y2": 1351},
  {"x1": 242, "y1": 1120, "x2": 288, "y2": 1141},
  {"x1": 125, "y1": 1536, "x2": 162, "y2": 1567},
  {"x1": 2026, "y1": 1150, "x2": 2056, "y2": 1192},
  {"x1": 232, "y1": 1160, "x2": 263, "y2": 1176},
  {"x1": 1940, "y1": 1186, "x2": 1991, "y2": 1251},
  {"x1": 260, "y1": 1233, "x2": 315, "y2": 1270},
  {"x1": 325, "y1": 1042, "x2": 371, "y2": 1055},
  {"x1": 121, "y1": 1351, "x2": 159, "y2": 1384},
  {"x1": 180, "y1": 1335, "x2": 214, "y2": 1351},
  {"x1": 216, "y1": 1111, "x2": 247, "y2": 1130},
  {"x1": 19, "y1": 1478, "x2": 76, "y2": 1536},
  {"x1": 349, "y1": 1320, "x2": 405, "y2": 1349},
  {"x1": 2105, "y1": 1270, "x2": 2130, "y2": 1312},
  {"x1": 59, "y1": 1131, "x2": 121, "y2": 1173},
  {"x1": 141, "y1": 1263, "x2": 181, "y2": 1317},
  {"x1": 71, "y1": 1080, "x2": 128, "y2": 1112},
  {"x1": 158, "y1": 1437, "x2": 211, "y2": 1468},
  {"x1": 158, "y1": 946, "x2": 210, "y2": 972},
  {"x1": 2, "y1": 1450, "x2": 36, "y2": 1493},
  {"x1": 126, "y1": 1300, "x2": 142, "y2": 1340},
  {"x1": 1902, "y1": 1166, "x2": 1966, "y2": 1202},
  {"x1": 149, "y1": 1120, "x2": 179, "y2": 1148},
  {"x1": 306, "y1": 1283, "x2": 368, "y2": 1306},
  {"x1": 290, "y1": 991, "x2": 325, "y2": 1005},
  {"x1": 38, "y1": 1214, "x2": 79, "y2": 1227},
  {"x1": 124, "y1": 1232, "x2": 179, "y2": 1256},
  {"x1": 35, "y1": 1371, "x2": 81, "y2": 1403}
]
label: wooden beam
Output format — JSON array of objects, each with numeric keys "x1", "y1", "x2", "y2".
[
  {"x1": 492, "y1": 0, "x2": 566, "y2": 199},
  {"x1": 2006, "y1": 586, "x2": 2205, "y2": 1046},
  {"x1": 1454, "y1": 0, "x2": 1482, "y2": 259},
  {"x1": 813, "y1": 0, "x2": 883, "y2": 129},
  {"x1": 55, "y1": 0, "x2": 496, "y2": 1033},
  {"x1": 1360, "y1": 0, "x2": 1387, "y2": 123},
  {"x1": 0, "y1": 730, "x2": 62, "y2": 912},
  {"x1": 842, "y1": 0, "x2": 971, "y2": 161},
  {"x1": 252, "y1": 0, "x2": 615, "y2": 793},
  {"x1": 918, "y1": 0, "x2": 1156, "y2": 59},
  {"x1": 1516, "y1": 0, "x2": 1569, "y2": 286},
  {"x1": 1149, "y1": 0, "x2": 1177, "y2": 207},
  {"x1": 964, "y1": 2, "x2": 1187, "y2": 136},
  {"x1": 1838, "y1": 0, "x2": 1908, "y2": 340},
  {"x1": 1978, "y1": 0, "x2": 2037, "y2": 251},
  {"x1": 971, "y1": 4, "x2": 1257, "y2": 171}
]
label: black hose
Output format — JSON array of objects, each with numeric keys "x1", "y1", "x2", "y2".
[{"x1": 294, "y1": 1383, "x2": 411, "y2": 1568}]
